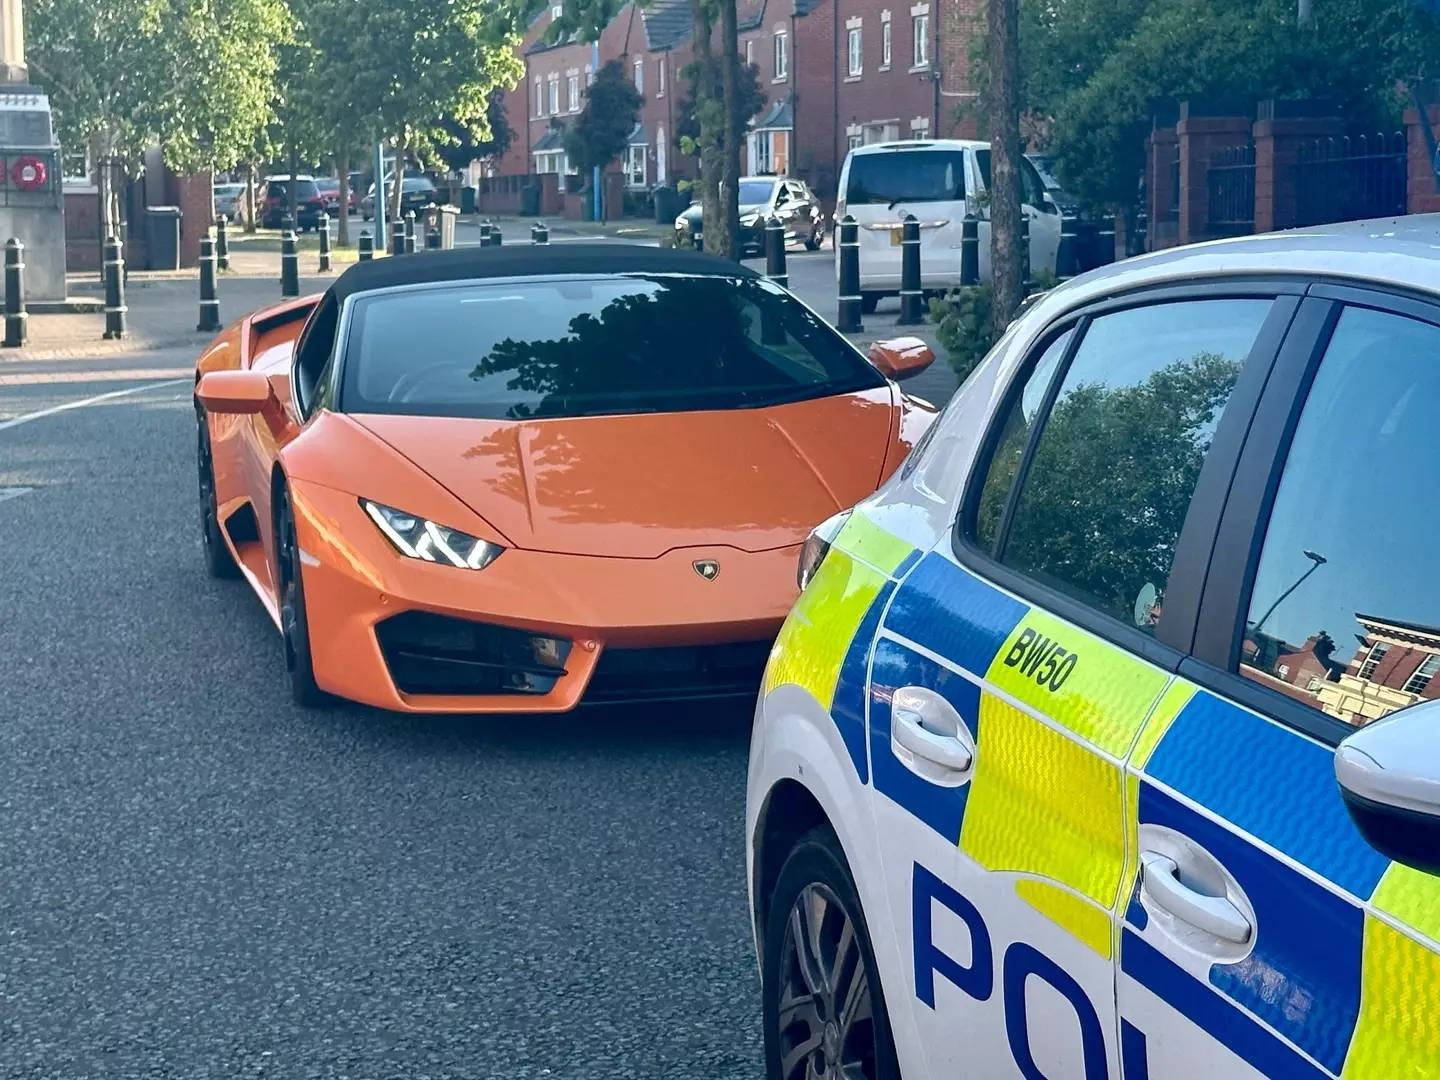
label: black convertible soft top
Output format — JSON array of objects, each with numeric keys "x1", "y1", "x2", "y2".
[{"x1": 325, "y1": 241, "x2": 759, "y2": 305}]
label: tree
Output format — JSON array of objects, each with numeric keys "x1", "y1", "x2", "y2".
[
  {"x1": 675, "y1": 60, "x2": 765, "y2": 151},
  {"x1": 986, "y1": 0, "x2": 1024, "y2": 334},
  {"x1": 435, "y1": 88, "x2": 516, "y2": 174},
  {"x1": 563, "y1": 59, "x2": 642, "y2": 176}
]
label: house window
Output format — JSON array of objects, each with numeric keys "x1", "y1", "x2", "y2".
[
  {"x1": 624, "y1": 143, "x2": 647, "y2": 187},
  {"x1": 881, "y1": 21, "x2": 892, "y2": 68},
  {"x1": 534, "y1": 77, "x2": 544, "y2": 116},
  {"x1": 547, "y1": 73, "x2": 560, "y2": 115},
  {"x1": 634, "y1": 56, "x2": 643, "y2": 93},
  {"x1": 551, "y1": 4, "x2": 562, "y2": 18},
  {"x1": 1277, "y1": 664, "x2": 1290, "y2": 680},
  {"x1": 847, "y1": 27, "x2": 862, "y2": 76},
  {"x1": 848, "y1": 134, "x2": 863, "y2": 150},
  {"x1": 1359, "y1": 641, "x2": 1391, "y2": 681},
  {"x1": 912, "y1": 14, "x2": 929, "y2": 66},
  {"x1": 773, "y1": 31, "x2": 788, "y2": 79},
  {"x1": 746, "y1": 39, "x2": 754, "y2": 66},
  {"x1": 585, "y1": 64, "x2": 594, "y2": 85},
  {"x1": 1404, "y1": 653, "x2": 1440, "y2": 694},
  {"x1": 657, "y1": 59, "x2": 665, "y2": 96},
  {"x1": 61, "y1": 144, "x2": 91, "y2": 186},
  {"x1": 1307, "y1": 676, "x2": 1323, "y2": 692},
  {"x1": 568, "y1": 72, "x2": 580, "y2": 111}
]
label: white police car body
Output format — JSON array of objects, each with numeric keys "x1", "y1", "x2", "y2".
[{"x1": 748, "y1": 218, "x2": 1440, "y2": 1079}]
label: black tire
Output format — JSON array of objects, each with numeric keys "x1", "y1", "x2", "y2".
[
  {"x1": 805, "y1": 226, "x2": 822, "y2": 252},
  {"x1": 276, "y1": 487, "x2": 331, "y2": 708},
  {"x1": 860, "y1": 292, "x2": 881, "y2": 315},
  {"x1": 762, "y1": 826, "x2": 901, "y2": 1080},
  {"x1": 196, "y1": 411, "x2": 240, "y2": 579}
]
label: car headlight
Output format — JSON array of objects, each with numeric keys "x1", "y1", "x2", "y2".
[
  {"x1": 797, "y1": 509, "x2": 852, "y2": 591},
  {"x1": 362, "y1": 499, "x2": 504, "y2": 570},
  {"x1": 740, "y1": 212, "x2": 760, "y2": 226}
]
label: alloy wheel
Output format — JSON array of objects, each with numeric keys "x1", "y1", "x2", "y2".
[{"x1": 776, "y1": 882, "x2": 878, "y2": 1080}]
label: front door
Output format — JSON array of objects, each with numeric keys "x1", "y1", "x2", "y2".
[{"x1": 1120, "y1": 295, "x2": 1440, "y2": 1079}]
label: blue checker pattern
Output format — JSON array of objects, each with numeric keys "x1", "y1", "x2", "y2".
[
  {"x1": 1143, "y1": 690, "x2": 1390, "y2": 899},
  {"x1": 869, "y1": 638, "x2": 980, "y2": 843},
  {"x1": 882, "y1": 552, "x2": 1027, "y2": 676},
  {"x1": 1139, "y1": 783, "x2": 1364, "y2": 1076},
  {"x1": 829, "y1": 580, "x2": 896, "y2": 784}
]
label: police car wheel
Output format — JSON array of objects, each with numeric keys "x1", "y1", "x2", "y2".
[{"x1": 763, "y1": 827, "x2": 900, "y2": 1080}]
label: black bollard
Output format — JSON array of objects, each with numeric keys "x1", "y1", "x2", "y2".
[
  {"x1": 837, "y1": 215, "x2": 863, "y2": 334},
  {"x1": 898, "y1": 214, "x2": 923, "y2": 325},
  {"x1": 961, "y1": 214, "x2": 980, "y2": 287},
  {"x1": 281, "y1": 228, "x2": 299, "y2": 298},
  {"x1": 318, "y1": 213, "x2": 331, "y2": 272},
  {"x1": 535, "y1": 222, "x2": 549, "y2": 245},
  {"x1": 426, "y1": 227, "x2": 441, "y2": 250},
  {"x1": 1056, "y1": 214, "x2": 1079, "y2": 280},
  {"x1": 404, "y1": 211, "x2": 416, "y2": 255},
  {"x1": 103, "y1": 232, "x2": 127, "y2": 340},
  {"x1": 281, "y1": 213, "x2": 294, "y2": 235},
  {"x1": 491, "y1": 226, "x2": 502, "y2": 247},
  {"x1": 390, "y1": 219, "x2": 405, "y2": 256},
  {"x1": 197, "y1": 233, "x2": 221, "y2": 333},
  {"x1": 1131, "y1": 208, "x2": 1148, "y2": 257},
  {"x1": 764, "y1": 215, "x2": 788, "y2": 288},
  {"x1": 1097, "y1": 214, "x2": 1116, "y2": 266},
  {"x1": 479, "y1": 219, "x2": 493, "y2": 247},
  {"x1": 1019, "y1": 215, "x2": 1031, "y2": 293},
  {"x1": 216, "y1": 214, "x2": 230, "y2": 272},
  {"x1": 358, "y1": 231, "x2": 374, "y2": 261},
  {"x1": 530, "y1": 223, "x2": 539, "y2": 243},
  {"x1": 3, "y1": 238, "x2": 25, "y2": 348}
]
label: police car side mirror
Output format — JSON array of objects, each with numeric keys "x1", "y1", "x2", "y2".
[{"x1": 1335, "y1": 702, "x2": 1440, "y2": 877}]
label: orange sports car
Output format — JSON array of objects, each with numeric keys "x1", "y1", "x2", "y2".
[{"x1": 193, "y1": 244, "x2": 938, "y2": 712}]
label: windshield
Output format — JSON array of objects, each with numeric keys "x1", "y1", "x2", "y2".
[
  {"x1": 975, "y1": 150, "x2": 1049, "y2": 207},
  {"x1": 1027, "y1": 155, "x2": 1064, "y2": 191},
  {"x1": 215, "y1": 184, "x2": 243, "y2": 196},
  {"x1": 738, "y1": 179, "x2": 778, "y2": 206},
  {"x1": 269, "y1": 179, "x2": 321, "y2": 200},
  {"x1": 845, "y1": 150, "x2": 966, "y2": 205},
  {"x1": 340, "y1": 274, "x2": 885, "y2": 421},
  {"x1": 403, "y1": 177, "x2": 435, "y2": 192}
]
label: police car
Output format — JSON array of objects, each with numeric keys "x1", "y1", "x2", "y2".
[{"x1": 747, "y1": 217, "x2": 1440, "y2": 1079}]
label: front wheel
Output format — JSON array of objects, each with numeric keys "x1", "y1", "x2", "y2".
[
  {"x1": 763, "y1": 827, "x2": 901, "y2": 1080},
  {"x1": 860, "y1": 292, "x2": 881, "y2": 315},
  {"x1": 196, "y1": 412, "x2": 240, "y2": 579},
  {"x1": 276, "y1": 487, "x2": 330, "y2": 709},
  {"x1": 805, "y1": 225, "x2": 822, "y2": 252}
]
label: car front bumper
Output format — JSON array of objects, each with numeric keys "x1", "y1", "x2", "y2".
[{"x1": 288, "y1": 479, "x2": 799, "y2": 713}]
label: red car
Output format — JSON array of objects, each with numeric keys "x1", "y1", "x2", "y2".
[{"x1": 316, "y1": 177, "x2": 357, "y2": 216}]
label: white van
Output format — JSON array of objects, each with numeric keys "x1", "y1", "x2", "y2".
[{"x1": 834, "y1": 139, "x2": 1063, "y2": 311}]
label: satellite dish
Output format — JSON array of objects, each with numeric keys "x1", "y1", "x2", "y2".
[{"x1": 1134, "y1": 583, "x2": 1159, "y2": 628}]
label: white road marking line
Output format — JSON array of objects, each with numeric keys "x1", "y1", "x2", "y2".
[
  {"x1": 0, "y1": 486, "x2": 32, "y2": 502},
  {"x1": 0, "y1": 378, "x2": 188, "y2": 433}
]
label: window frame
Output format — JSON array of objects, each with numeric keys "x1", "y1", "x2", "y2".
[
  {"x1": 847, "y1": 27, "x2": 863, "y2": 77},
  {"x1": 1186, "y1": 281, "x2": 1440, "y2": 745},
  {"x1": 951, "y1": 280, "x2": 1306, "y2": 675},
  {"x1": 773, "y1": 31, "x2": 788, "y2": 80},
  {"x1": 547, "y1": 73, "x2": 561, "y2": 116},
  {"x1": 881, "y1": 20, "x2": 892, "y2": 68},
  {"x1": 1403, "y1": 653, "x2": 1440, "y2": 694},
  {"x1": 633, "y1": 56, "x2": 643, "y2": 93},
  {"x1": 567, "y1": 72, "x2": 580, "y2": 112},
  {"x1": 912, "y1": 14, "x2": 929, "y2": 67}
]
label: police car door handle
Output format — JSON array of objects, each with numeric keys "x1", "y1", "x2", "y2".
[
  {"x1": 1139, "y1": 851, "x2": 1252, "y2": 945},
  {"x1": 891, "y1": 687, "x2": 975, "y2": 774}
]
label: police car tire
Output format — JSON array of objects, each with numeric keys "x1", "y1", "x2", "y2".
[{"x1": 762, "y1": 826, "x2": 902, "y2": 1080}]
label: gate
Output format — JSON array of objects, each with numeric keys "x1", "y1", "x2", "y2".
[
  {"x1": 1207, "y1": 143, "x2": 1255, "y2": 236},
  {"x1": 1294, "y1": 133, "x2": 1407, "y2": 228}
]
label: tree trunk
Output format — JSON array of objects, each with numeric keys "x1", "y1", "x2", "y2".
[
  {"x1": 986, "y1": 0, "x2": 1024, "y2": 337},
  {"x1": 692, "y1": 0, "x2": 722, "y2": 252},
  {"x1": 244, "y1": 163, "x2": 257, "y2": 233},
  {"x1": 336, "y1": 141, "x2": 351, "y2": 247},
  {"x1": 287, "y1": 143, "x2": 300, "y2": 229},
  {"x1": 718, "y1": 0, "x2": 741, "y2": 261},
  {"x1": 390, "y1": 136, "x2": 406, "y2": 226}
]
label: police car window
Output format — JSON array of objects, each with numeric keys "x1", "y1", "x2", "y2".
[
  {"x1": 996, "y1": 299, "x2": 1272, "y2": 628},
  {"x1": 1238, "y1": 305, "x2": 1440, "y2": 727}
]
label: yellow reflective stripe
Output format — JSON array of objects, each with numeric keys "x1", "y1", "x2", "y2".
[
  {"x1": 1342, "y1": 916, "x2": 1440, "y2": 1079},
  {"x1": 961, "y1": 694, "x2": 1126, "y2": 909},
  {"x1": 984, "y1": 608, "x2": 1170, "y2": 757},
  {"x1": 1132, "y1": 678, "x2": 1197, "y2": 769},
  {"x1": 832, "y1": 512, "x2": 916, "y2": 576},
  {"x1": 762, "y1": 548, "x2": 885, "y2": 709},
  {"x1": 1014, "y1": 878, "x2": 1113, "y2": 960},
  {"x1": 1371, "y1": 862, "x2": 1440, "y2": 947}
]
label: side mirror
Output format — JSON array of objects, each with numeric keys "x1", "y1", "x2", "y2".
[
  {"x1": 1335, "y1": 702, "x2": 1440, "y2": 876},
  {"x1": 869, "y1": 337, "x2": 936, "y2": 381},
  {"x1": 196, "y1": 369, "x2": 274, "y2": 415}
]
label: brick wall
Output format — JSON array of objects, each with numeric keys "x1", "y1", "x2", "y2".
[
  {"x1": 835, "y1": 0, "x2": 939, "y2": 149},
  {"x1": 63, "y1": 188, "x2": 102, "y2": 272},
  {"x1": 937, "y1": 0, "x2": 981, "y2": 137},
  {"x1": 1406, "y1": 103, "x2": 1440, "y2": 215},
  {"x1": 636, "y1": 42, "x2": 694, "y2": 186},
  {"x1": 164, "y1": 171, "x2": 213, "y2": 269},
  {"x1": 793, "y1": 3, "x2": 838, "y2": 199}
]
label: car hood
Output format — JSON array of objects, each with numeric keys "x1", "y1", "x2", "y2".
[{"x1": 352, "y1": 388, "x2": 897, "y2": 559}]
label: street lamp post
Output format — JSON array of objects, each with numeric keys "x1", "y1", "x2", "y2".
[{"x1": 1253, "y1": 549, "x2": 1327, "y2": 634}]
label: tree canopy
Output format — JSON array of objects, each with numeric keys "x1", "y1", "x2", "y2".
[{"x1": 563, "y1": 58, "x2": 643, "y2": 175}]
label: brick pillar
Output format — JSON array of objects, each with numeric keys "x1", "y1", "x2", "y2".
[
  {"x1": 1177, "y1": 110, "x2": 1251, "y2": 245},
  {"x1": 1253, "y1": 115, "x2": 1340, "y2": 233},
  {"x1": 1405, "y1": 102, "x2": 1440, "y2": 215},
  {"x1": 1146, "y1": 125, "x2": 1178, "y2": 250}
]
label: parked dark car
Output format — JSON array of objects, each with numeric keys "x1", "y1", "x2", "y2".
[
  {"x1": 360, "y1": 175, "x2": 444, "y2": 221},
  {"x1": 1026, "y1": 154, "x2": 1081, "y2": 216},
  {"x1": 674, "y1": 177, "x2": 825, "y2": 256},
  {"x1": 262, "y1": 175, "x2": 326, "y2": 230}
]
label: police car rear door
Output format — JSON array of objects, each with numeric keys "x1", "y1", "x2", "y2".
[
  {"x1": 1122, "y1": 289, "x2": 1440, "y2": 1080},
  {"x1": 867, "y1": 287, "x2": 1297, "y2": 1078}
]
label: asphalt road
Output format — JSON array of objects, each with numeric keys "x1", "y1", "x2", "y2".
[{"x1": 0, "y1": 370, "x2": 763, "y2": 1076}]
